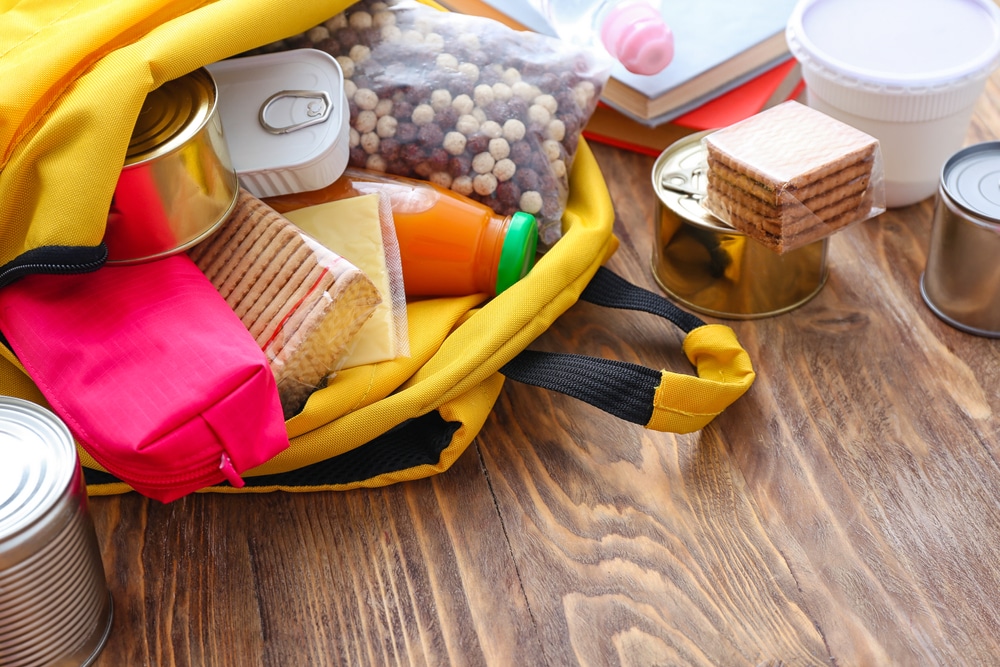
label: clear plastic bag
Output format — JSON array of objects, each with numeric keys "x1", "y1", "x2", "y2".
[
  {"x1": 701, "y1": 101, "x2": 886, "y2": 254},
  {"x1": 247, "y1": 0, "x2": 613, "y2": 246}
]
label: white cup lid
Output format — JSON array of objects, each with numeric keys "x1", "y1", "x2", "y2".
[{"x1": 788, "y1": 0, "x2": 1000, "y2": 87}]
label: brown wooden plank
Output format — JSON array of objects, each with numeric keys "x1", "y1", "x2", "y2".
[{"x1": 84, "y1": 62, "x2": 1000, "y2": 667}]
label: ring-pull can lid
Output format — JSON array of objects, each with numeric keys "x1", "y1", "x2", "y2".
[
  {"x1": 259, "y1": 89, "x2": 332, "y2": 135},
  {"x1": 942, "y1": 141, "x2": 1000, "y2": 221},
  {"x1": 206, "y1": 48, "x2": 350, "y2": 197}
]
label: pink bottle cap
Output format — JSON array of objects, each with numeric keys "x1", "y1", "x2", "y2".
[{"x1": 600, "y1": 2, "x2": 674, "y2": 76}]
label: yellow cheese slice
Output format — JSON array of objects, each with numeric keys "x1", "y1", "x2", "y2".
[{"x1": 284, "y1": 193, "x2": 404, "y2": 368}]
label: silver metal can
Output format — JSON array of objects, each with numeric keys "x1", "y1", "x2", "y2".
[
  {"x1": 921, "y1": 142, "x2": 1000, "y2": 337},
  {"x1": 0, "y1": 397, "x2": 112, "y2": 667},
  {"x1": 106, "y1": 67, "x2": 239, "y2": 264},
  {"x1": 651, "y1": 131, "x2": 829, "y2": 319}
]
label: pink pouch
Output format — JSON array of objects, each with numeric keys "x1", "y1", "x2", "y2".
[{"x1": 0, "y1": 253, "x2": 289, "y2": 503}]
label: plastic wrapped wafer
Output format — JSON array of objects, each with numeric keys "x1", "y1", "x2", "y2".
[
  {"x1": 701, "y1": 101, "x2": 886, "y2": 253},
  {"x1": 189, "y1": 188, "x2": 382, "y2": 418}
]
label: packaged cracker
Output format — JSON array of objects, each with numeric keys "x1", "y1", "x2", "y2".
[
  {"x1": 702, "y1": 101, "x2": 886, "y2": 253},
  {"x1": 189, "y1": 189, "x2": 383, "y2": 418}
]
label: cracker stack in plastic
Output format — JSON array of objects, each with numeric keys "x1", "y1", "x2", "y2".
[
  {"x1": 702, "y1": 101, "x2": 884, "y2": 253},
  {"x1": 189, "y1": 189, "x2": 382, "y2": 418}
]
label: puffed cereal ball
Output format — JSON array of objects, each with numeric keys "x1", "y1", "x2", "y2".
[
  {"x1": 355, "y1": 109, "x2": 377, "y2": 134},
  {"x1": 349, "y1": 44, "x2": 371, "y2": 65},
  {"x1": 360, "y1": 131, "x2": 380, "y2": 155},
  {"x1": 436, "y1": 53, "x2": 459, "y2": 70},
  {"x1": 430, "y1": 89, "x2": 453, "y2": 112},
  {"x1": 473, "y1": 84, "x2": 495, "y2": 107},
  {"x1": 456, "y1": 114, "x2": 480, "y2": 135},
  {"x1": 489, "y1": 137, "x2": 510, "y2": 160},
  {"x1": 451, "y1": 94, "x2": 474, "y2": 115},
  {"x1": 376, "y1": 114, "x2": 398, "y2": 138},
  {"x1": 541, "y1": 139, "x2": 562, "y2": 162},
  {"x1": 519, "y1": 190, "x2": 543, "y2": 214},
  {"x1": 348, "y1": 11, "x2": 373, "y2": 30},
  {"x1": 493, "y1": 158, "x2": 517, "y2": 182},
  {"x1": 443, "y1": 131, "x2": 467, "y2": 156},
  {"x1": 528, "y1": 104, "x2": 552, "y2": 128},
  {"x1": 480, "y1": 120, "x2": 502, "y2": 140},
  {"x1": 337, "y1": 56, "x2": 356, "y2": 79},
  {"x1": 374, "y1": 98, "x2": 394, "y2": 118},
  {"x1": 372, "y1": 9, "x2": 395, "y2": 29},
  {"x1": 354, "y1": 87, "x2": 379, "y2": 111},
  {"x1": 324, "y1": 14, "x2": 347, "y2": 31},
  {"x1": 365, "y1": 153, "x2": 387, "y2": 172},
  {"x1": 411, "y1": 103, "x2": 435, "y2": 126},
  {"x1": 472, "y1": 152, "x2": 496, "y2": 175},
  {"x1": 429, "y1": 171, "x2": 453, "y2": 189},
  {"x1": 473, "y1": 173, "x2": 498, "y2": 196},
  {"x1": 307, "y1": 26, "x2": 330, "y2": 43},
  {"x1": 451, "y1": 175, "x2": 475, "y2": 196},
  {"x1": 546, "y1": 118, "x2": 566, "y2": 142},
  {"x1": 458, "y1": 62, "x2": 480, "y2": 83},
  {"x1": 502, "y1": 119, "x2": 526, "y2": 143}
]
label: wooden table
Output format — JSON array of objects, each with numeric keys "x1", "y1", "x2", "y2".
[{"x1": 88, "y1": 73, "x2": 1000, "y2": 666}]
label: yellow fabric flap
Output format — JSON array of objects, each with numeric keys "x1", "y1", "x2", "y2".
[
  {"x1": 0, "y1": 0, "x2": 356, "y2": 266},
  {"x1": 646, "y1": 324, "x2": 756, "y2": 434}
]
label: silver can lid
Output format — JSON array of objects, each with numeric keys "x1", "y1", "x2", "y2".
[
  {"x1": 0, "y1": 397, "x2": 77, "y2": 542},
  {"x1": 942, "y1": 141, "x2": 1000, "y2": 221},
  {"x1": 651, "y1": 129, "x2": 739, "y2": 234}
]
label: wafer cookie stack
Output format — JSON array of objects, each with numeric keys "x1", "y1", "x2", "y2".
[
  {"x1": 190, "y1": 189, "x2": 382, "y2": 418},
  {"x1": 702, "y1": 101, "x2": 881, "y2": 253}
]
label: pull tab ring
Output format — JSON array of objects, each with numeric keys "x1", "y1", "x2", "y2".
[
  {"x1": 658, "y1": 161, "x2": 707, "y2": 198},
  {"x1": 258, "y1": 90, "x2": 332, "y2": 135}
]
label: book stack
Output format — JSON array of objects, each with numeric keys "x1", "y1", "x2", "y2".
[{"x1": 439, "y1": 0, "x2": 805, "y2": 155}]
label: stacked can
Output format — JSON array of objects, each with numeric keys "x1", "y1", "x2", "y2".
[
  {"x1": 651, "y1": 131, "x2": 829, "y2": 319},
  {"x1": 0, "y1": 397, "x2": 112, "y2": 667}
]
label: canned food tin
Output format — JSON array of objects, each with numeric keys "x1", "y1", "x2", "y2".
[
  {"x1": 207, "y1": 48, "x2": 351, "y2": 198},
  {"x1": 0, "y1": 397, "x2": 112, "y2": 667},
  {"x1": 106, "y1": 67, "x2": 239, "y2": 264},
  {"x1": 651, "y1": 131, "x2": 829, "y2": 319},
  {"x1": 921, "y1": 142, "x2": 1000, "y2": 337}
]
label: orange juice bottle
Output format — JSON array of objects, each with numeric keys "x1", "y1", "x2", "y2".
[{"x1": 273, "y1": 168, "x2": 538, "y2": 297}]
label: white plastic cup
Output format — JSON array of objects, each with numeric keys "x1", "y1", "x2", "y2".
[{"x1": 786, "y1": 0, "x2": 1000, "y2": 208}]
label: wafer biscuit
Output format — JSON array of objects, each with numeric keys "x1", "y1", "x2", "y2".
[
  {"x1": 702, "y1": 100, "x2": 880, "y2": 252},
  {"x1": 706, "y1": 184, "x2": 869, "y2": 234},
  {"x1": 706, "y1": 175, "x2": 871, "y2": 223},
  {"x1": 706, "y1": 157, "x2": 873, "y2": 207},
  {"x1": 190, "y1": 188, "x2": 382, "y2": 418},
  {"x1": 707, "y1": 186, "x2": 872, "y2": 251}
]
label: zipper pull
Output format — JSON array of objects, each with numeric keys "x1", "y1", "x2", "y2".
[{"x1": 219, "y1": 453, "x2": 246, "y2": 488}]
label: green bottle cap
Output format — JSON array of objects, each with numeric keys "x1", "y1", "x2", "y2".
[{"x1": 494, "y1": 211, "x2": 539, "y2": 295}]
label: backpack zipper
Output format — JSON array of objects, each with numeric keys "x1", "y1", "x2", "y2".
[{"x1": 0, "y1": 245, "x2": 108, "y2": 289}]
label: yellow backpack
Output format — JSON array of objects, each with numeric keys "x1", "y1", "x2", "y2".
[{"x1": 0, "y1": 0, "x2": 755, "y2": 495}]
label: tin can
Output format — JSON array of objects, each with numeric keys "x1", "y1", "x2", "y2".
[
  {"x1": 106, "y1": 67, "x2": 239, "y2": 264},
  {"x1": 207, "y1": 49, "x2": 351, "y2": 199},
  {"x1": 921, "y1": 142, "x2": 1000, "y2": 337},
  {"x1": 651, "y1": 131, "x2": 829, "y2": 319},
  {"x1": 0, "y1": 397, "x2": 112, "y2": 667}
]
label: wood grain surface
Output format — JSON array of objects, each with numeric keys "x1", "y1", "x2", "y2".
[{"x1": 88, "y1": 74, "x2": 1000, "y2": 667}]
